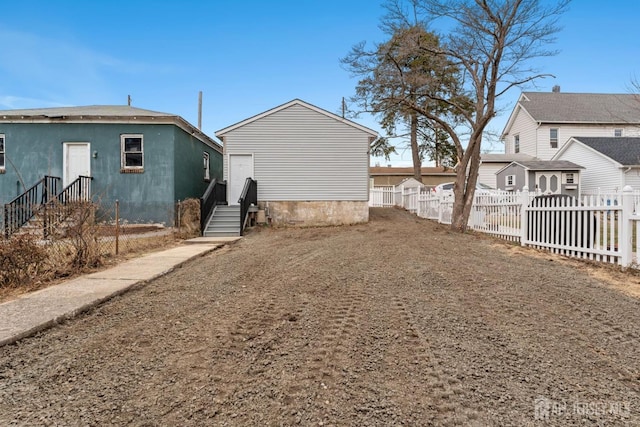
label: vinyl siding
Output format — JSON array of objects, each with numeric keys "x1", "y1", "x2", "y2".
[
  {"x1": 504, "y1": 108, "x2": 538, "y2": 156},
  {"x1": 496, "y1": 163, "x2": 527, "y2": 191},
  {"x1": 477, "y1": 163, "x2": 505, "y2": 188},
  {"x1": 537, "y1": 124, "x2": 640, "y2": 161},
  {"x1": 555, "y1": 142, "x2": 622, "y2": 192},
  {"x1": 223, "y1": 104, "x2": 370, "y2": 201},
  {"x1": 624, "y1": 169, "x2": 640, "y2": 189}
]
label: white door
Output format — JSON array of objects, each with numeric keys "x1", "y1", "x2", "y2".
[
  {"x1": 63, "y1": 143, "x2": 91, "y2": 187},
  {"x1": 536, "y1": 172, "x2": 561, "y2": 195},
  {"x1": 228, "y1": 154, "x2": 254, "y2": 205}
]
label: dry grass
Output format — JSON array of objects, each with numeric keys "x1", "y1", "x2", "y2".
[
  {"x1": 491, "y1": 239, "x2": 640, "y2": 299},
  {"x1": 0, "y1": 198, "x2": 202, "y2": 304},
  {"x1": 0, "y1": 230, "x2": 181, "y2": 304}
]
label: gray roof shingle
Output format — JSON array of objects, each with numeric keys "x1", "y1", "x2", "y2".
[
  {"x1": 520, "y1": 92, "x2": 640, "y2": 124},
  {"x1": 0, "y1": 105, "x2": 174, "y2": 118},
  {"x1": 481, "y1": 153, "x2": 537, "y2": 163},
  {"x1": 516, "y1": 160, "x2": 584, "y2": 171},
  {"x1": 573, "y1": 137, "x2": 640, "y2": 166}
]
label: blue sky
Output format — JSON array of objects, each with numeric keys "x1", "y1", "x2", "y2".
[{"x1": 2, "y1": 1, "x2": 639, "y2": 166}]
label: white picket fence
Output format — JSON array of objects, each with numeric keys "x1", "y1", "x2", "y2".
[
  {"x1": 369, "y1": 186, "x2": 396, "y2": 207},
  {"x1": 370, "y1": 185, "x2": 640, "y2": 268}
]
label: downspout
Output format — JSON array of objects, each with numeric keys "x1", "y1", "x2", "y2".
[
  {"x1": 536, "y1": 121, "x2": 541, "y2": 159},
  {"x1": 623, "y1": 166, "x2": 632, "y2": 191}
]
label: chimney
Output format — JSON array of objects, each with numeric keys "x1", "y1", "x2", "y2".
[{"x1": 552, "y1": 85, "x2": 561, "y2": 93}]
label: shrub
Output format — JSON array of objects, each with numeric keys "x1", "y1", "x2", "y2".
[
  {"x1": 176, "y1": 198, "x2": 201, "y2": 238},
  {"x1": 0, "y1": 234, "x2": 48, "y2": 288}
]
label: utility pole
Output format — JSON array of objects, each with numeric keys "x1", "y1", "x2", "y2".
[{"x1": 198, "y1": 91, "x2": 203, "y2": 130}]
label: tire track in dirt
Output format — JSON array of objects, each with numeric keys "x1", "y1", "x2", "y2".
[
  {"x1": 3, "y1": 208, "x2": 640, "y2": 425},
  {"x1": 405, "y1": 253, "x2": 640, "y2": 425},
  {"x1": 386, "y1": 293, "x2": 485, "y2": 426}
]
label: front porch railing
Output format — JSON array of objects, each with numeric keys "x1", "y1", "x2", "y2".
[
  {"x1": 3, "y1": 176, "x2": 61, "y2": 238},
  {"x1": 43, "y1": 176, "x2": 93, "y2": 238},
  {"x1": 238, "y1": 178, "x2": 257, "y2": 236},
  {"x1": 200, "y1": 178, "x2": 227, "y2": 234}
]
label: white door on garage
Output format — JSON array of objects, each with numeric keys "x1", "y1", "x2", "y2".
[
  {"x1": 63, "y1": 143, "x2": 91, "y2": 187},
  {"x1": 228, "y1": 154, "x2": 254, "y2": 205}
]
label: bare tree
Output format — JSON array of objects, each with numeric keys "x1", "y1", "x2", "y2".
[
  {"x1": 388, "y1": 0, "x2": 570, "y2": 231},
  {"x1": 342, "y1": 21, "x2": 466, "y2": 181}
]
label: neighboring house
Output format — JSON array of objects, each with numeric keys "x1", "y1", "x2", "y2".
[
  {"x1": 0, "y1": 105, "x2": 222, "y2": 225},
  {"x1": 215, "y1": 99, "x2": 377, "y2": 226},
  {"x1": 553, "y1": 137, "x2": 640, "y2": 192},
  {"x1": 478, "y1": 153, "x2": 537, "y2": 188},
  {"x1": 501, "y1": 91, "x2": 640, "y2": 160},
  {"x1": 369, "y1": 166, "x2": 455, "y2": 187},
  {"x1": 495, "y1": 160, "x2": 583, "y2": 196}
]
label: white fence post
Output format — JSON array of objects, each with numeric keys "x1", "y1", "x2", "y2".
[
  {"x1": 520, "y1": 186, "x2": 529, "y2": 246},
  {"x1": 620, "y1": 185, "x2": 634, "y2": 268}
]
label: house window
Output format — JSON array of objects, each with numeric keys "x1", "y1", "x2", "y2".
[
  {"x1": 0, "y1": 134, "x2": 4, "y2": 171},
  {"x1": 514, "y1": 135, "x2": 520, "y2": 153},
  {"x1": 203, "y1": 152, "x2": 210, "y2": 181},
  {"x1": 506, "y1": 175, "x2": 515, "y2": 187},
  {"x1": 550, "y1": 128, "x2": 558, "y2": 148},
  {"x1": 614, "y1": 128, "x2": 623, "y2": 137},
  {"x1": 565, "y1": 173, "x2": 574, "y2": 184},
  {"x1": 121, "y1": 134, "x2": 143, "y2": 172}
]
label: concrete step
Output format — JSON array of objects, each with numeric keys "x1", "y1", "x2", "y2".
[
  {"x1": 209, "y1": 224, "x2": 238, "y2": 231},
  {"x1": 213, "y1": 213, "x2": 240, "y2": 218},
  {"x1": 203, "y1": 230, "x2": 240, "y2": 237},
  {"x1": 203, "y1": 205, "x2": 242, "y2": 237},
  {"x1": 210, "y1": 216, "x2": 239, "y2": 223}
]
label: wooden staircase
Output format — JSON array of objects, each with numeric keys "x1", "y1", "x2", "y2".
[{"x1": 203, "y1": 205, "x2": 241, "y2": 237}]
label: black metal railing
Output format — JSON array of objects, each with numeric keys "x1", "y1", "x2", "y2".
[
  {"x1": 238, "y1": 178, "x2": 257, "y2": 236},
  {"x1": 200, "y1": 178, "x2": 227, "y2": 234},
  {"x1": 43, "y1": 176, "x2": 93, "y2": 238},
  {"x1": 3, "y1": 176, "x2": 61, "y2": 238}
]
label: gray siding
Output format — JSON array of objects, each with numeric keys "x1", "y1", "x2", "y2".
[
  {"x1": 223, "y1": 104, "x2": 370, "y2": 201},
  {"x1": 496, "y1": 163, "x2": 527, "y2": 191}
]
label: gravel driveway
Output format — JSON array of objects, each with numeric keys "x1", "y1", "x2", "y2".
[{"x1": 1, "y1": 207, "x2": 639, "y2": 426}]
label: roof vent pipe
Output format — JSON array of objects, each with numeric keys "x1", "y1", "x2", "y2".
[{"x1": 552, "y1": 85, "x2": 561, "y2": 93}]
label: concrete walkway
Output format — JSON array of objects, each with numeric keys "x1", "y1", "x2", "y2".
[{"x1": 0, "y1": 237, "x2": 241, "y2": 347}]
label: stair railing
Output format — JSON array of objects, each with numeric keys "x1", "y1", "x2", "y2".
[
  {"x1": 200, "y1": 178, "x2": 227, "y2": 235},
  {"x1": 3, "y1": 175, "x2": 61, "y2": 239},
  {"x1": 43, "y1": 176, "x2": 93, "y2": 238},
  {"x1": 238, "y1": 178, "x2": 257, "y2": 236}
]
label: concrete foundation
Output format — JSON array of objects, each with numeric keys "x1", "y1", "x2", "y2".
[{"x1": 260, "y1": 201, "x2": 369, "y2": 226}]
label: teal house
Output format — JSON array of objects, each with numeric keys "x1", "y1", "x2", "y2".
[{"x1": 0, "y1": 105, "x2": 223, "y2": 225}]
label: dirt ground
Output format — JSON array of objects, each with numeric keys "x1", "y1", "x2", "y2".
[{"x1": 2, "y1": 207, "x2": 640, "y2": 426}]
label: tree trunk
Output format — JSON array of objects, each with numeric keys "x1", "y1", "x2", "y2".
[
  {"x1": 410, "y1": 112, "x2": 422, "y2": 181},
  {"x1": 450, "y1": 133, "x2": 482, "y2": 232}
]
